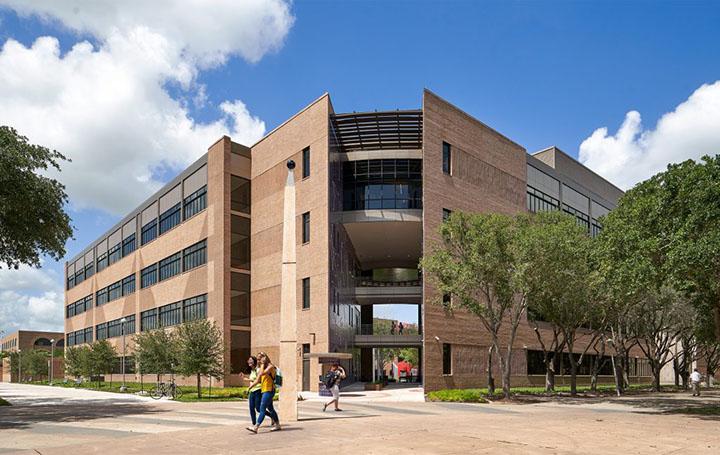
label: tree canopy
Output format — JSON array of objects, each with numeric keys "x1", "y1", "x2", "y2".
[
  {"x1": 175, "y1": 320, "x2": 225, "y2": 398},
  {"x1": 0, "y1": 126, "x2": 73, "y2": 269}
]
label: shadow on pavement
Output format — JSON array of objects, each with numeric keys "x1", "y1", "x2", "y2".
[{"x1": 0, "y1": 397, "x2": 165, "y2": 430}]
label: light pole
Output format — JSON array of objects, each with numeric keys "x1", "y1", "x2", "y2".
[
  {"x1": 50, "y1": 338, "x2": 55, "y2": 385},
  {"x1": 17, "y1": 348, "x2": 21, "y2": 383},
  {"x1": 120, "y1": 317, "x2": 127, "y2": 392}
]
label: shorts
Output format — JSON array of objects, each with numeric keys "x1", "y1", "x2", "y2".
[{"x1": 331, "y1": 384, "x2": 340, "y2": 400}]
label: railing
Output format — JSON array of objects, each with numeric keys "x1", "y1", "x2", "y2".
[
  {"x1": 357, "y1": 279, "x2": 421, "y2": 287},
  {"x1": 359, "y1": 323, "x2": 420, "y2": 336}
]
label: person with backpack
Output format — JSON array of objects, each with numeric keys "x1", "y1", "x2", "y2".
[
  {"x1": 246, "y1": 352, "x2": 281, "y2": 433},
  {"x1": 322, "y1": 361, "x2": 346, "y2": 412}
]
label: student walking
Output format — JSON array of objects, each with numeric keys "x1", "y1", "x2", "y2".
[
  {"x1": 239, "y1": 356, "x2": 261, "y2": 426},
  {"x1": 690, "y1": 368, "x2": 703, "y2": 397},
  {"x1": 322, "y1": 362, "x2": 346, "y2": 412},
  {"x1": 246, "y1": 352, "x2": 281, "y2": 433}
]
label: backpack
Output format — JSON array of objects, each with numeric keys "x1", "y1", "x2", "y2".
[
  {"x1": 274, "y1": 367, "x2": 283, "y2": 388},
  {"x1": 324, "y1": 371, "x2": 338, "y2": 389}
]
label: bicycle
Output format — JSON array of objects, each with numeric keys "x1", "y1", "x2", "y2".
[{"x1": 150, "y1": 379, "x2": 183, "y2": 400}]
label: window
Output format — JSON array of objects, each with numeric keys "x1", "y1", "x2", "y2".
[
  {"x1": 159, "y1": 302, "x2": 182, "y2": 327},
  {"x1": 442, "y1": 293, "x2": 451, "y2": 306},
  {"x1": 122, "y1": 234, "x2": 136, "y2": 257},
  {"x1": 231, "y1": 272, "x2": 250, "y2": 326},
  {"x1": 562, "y1": 204, "x2": 590, "y2": 233},
  {"x1": 442, "y1": 343, "x2": 452, "y2": 375},
  {"x1": 74, "y1": 268, "x2": 85, "y2": 285},
  {"x1": 107, "y1": 315, "x2": 135, "y2": 338},
  {"x1": 96, "y1": 322, "x2": 108, "y2": 341},
  {"x1": 302, "y1": 212, "x2": 310, "y2": 243},
  {"x1": 183, "y1": 239, "x2": 207, "y2": 272},
  {"x1": 442, "y1": 142, "x2": 452, "y2": 175},
  {"x1": 108, "y1": 242, "x2": 121, "y2": 265},
  {"x1": 84, "y1": 262, "x2": 94, "y2": 279},
  {"x1": 342, "y1": 159, "x2": 423, "y2": 210},
  {"x1": 84, "y1": 327, "x2": 93, "y2": 343},
  {"x1": 159, "y1": 202, "x2": 181, "y2": 235},
  {"x1": 231, "y1": 175, "x2": 251, "y2": 213},
  {"x1": 442, "y1": 208, "x2": 452, "y2": 221},
  {"x1": 141, "y1": 308, "x2": 158, "y2": 331},
  {"x1": 231, "y1": 215, "x2": 250, "y2": 269},
  {"x1": 66, "y1": 295, "x2": 93, "y2": 318},
  {"x1": 183, "y1": 294, "x2": 207, "y2": 322},
  {"x1": 108, "y1": 280, "x2": 122, "y2": 301},
  {"x1": 527, "y1": 186, "x2": 560, "y2": 213},
  {"x1": 302, "y1": 146, "x2": 310, "y2": 179},
  {"x1": 67, "y1": 274, "x2": 75, "y2": 290},
  {"x1": 141, "y1": 219, "x2": 158, "y2": 245},
  {"x1": 97, "y1": 252, "x2": 108, "y2": 273},
  {"x1": 302, "y1": 277, "x2": 310, "y2": 309},
  {"x1": 158, "y1": 252, "x2": 182, "y2": 281},
  {"x1": 84, "y1": 295, "x2": 93, "y2": 312},
  {"x1": 96, "y1": 286, "x2": 109, "y2": 306},
  {"x1": 141, "y1": 263, "x2": 158, "y2": 288},
  {"x1": 183, "y1": 185, "x2": 207, "y2": 220},
  {"x1": 122, "y1": 274, "x2": 136, "y2": 296}
]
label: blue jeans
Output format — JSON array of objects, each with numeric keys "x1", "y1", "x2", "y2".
[
  {"x1": 248, "y1": 389, "x2": 262, "y2": 425},
  {"x1": 256, "y1": 390, "x2": 278, "y2": 426}
]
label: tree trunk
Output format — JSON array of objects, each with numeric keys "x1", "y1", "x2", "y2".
[
  {"x1": 569, "y1": 355, "x2": 578, "y2": 396},
  {"x1": 590, "y1": 370, "x2": 598, "y2": 392},
  {"x1": 611, "y1": 355, "x2": 623, "y2": 396},
  {"x1": 673, "y1": 358, "x2": 680, "y2": 387},
  {"x1": 486, "y1": 346, "x2": 495, "y2": 396},
  {"x1": 197, "y1": 373, "x2": 202, "y2": 398},
  {"x1": 652, "y1": 367, "x2": 661, "y2": 392},
  {"x1": 545, "y1": 362, "x2": 555, "y2": 392}
]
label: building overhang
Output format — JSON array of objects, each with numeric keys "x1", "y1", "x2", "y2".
[{"x1": 340, "y1": 211, "x2": 422, "y2": 269}]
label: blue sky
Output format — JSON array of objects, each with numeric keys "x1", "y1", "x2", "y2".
[{"x1": 1, "y1": 0, "x2": 719, "y2": 332}]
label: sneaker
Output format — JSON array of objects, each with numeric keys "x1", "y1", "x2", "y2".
[
  {"x1": 335, "y1": 408, "x2": 343, "y2": 412},
  {"x1": 270, "y1": 423, "x2": 282, "y2": 432},
  {"x1": 246, "y1": 425, "x2": 258, "y2": 434},
  {"x1": 323, "y1": 403, "x2": 328, "y2": 412}
]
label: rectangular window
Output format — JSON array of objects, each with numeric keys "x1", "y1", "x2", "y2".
[
  {"x1": 122, "y1": 274, "x2": 136, "y2": 296},
  {"x1": 141, "y1": 308, "x2": 158, "y2": 331},
  {"x1": 442, "y1": 343, "x2": 452, "y2": 375},
  {"x1": 302, "y1": 146, "x2": 310, "y2": 179},
  {"x1": 442, "y1": 208, "x2": 452, "y2": 221},
  {"x1": 302, "y1": 212, "x2": 310, "y2": 243},
  {"x1": 141, "y1": 219, "x2": 158, "y2": 245},
  {"x1": 67, "y1": 274, "x2": 75, "y2": 290},
  {"x1": 158, "y1": 252, "x2": 182, "y2": 281},
  {"x1": 122, "y1": 234, "x2": 136, "y2": 257},
  {"x1": 84, "y1": 327, "x2": 93, "y2": 344},
  {"x1": 84, "y1": 295, "x2": 93, "y2": 312},
  {"x1": 231, "y1": 215, "x2": 250, "y2": 269},
  {"x1": 231, "y1": 272, "x2": 250, "y2": 326},
  {"x1": 66, "y1": 303, "x2": 75, "y2": 318},
  {"x1": 159, "y1": 202, "x2": 181, "y2": 235},
  {"x1": 75, "y1": 269, "x2": 85, "y2": 285},
  {"x1": 231, "y1": 175, "x2": 251, "y2": 214},
  {"x1": 96, "y1": 286, "x2": 109, "y2": 306},
  {"x1": 67, "y1": 332, "x2": 75, "y2": 347},
  {"x1": 96, "y1": 252, "x2": 108, "y2": 273},
  {"x1": 159, "y1": 302, "x2": 182, "y2": 327},
  {"x1": 108, "y1": 280, "x2": 122, "y2": 301},
  {"x1": 96, "y1": 323, "x2": 108, "y2": 341},
  {"x1": 140, "y1": 263, "x2": 158, "y2": 288},
  {"x1": 302, "y1": 277, "x2": 310, "y2": 309},
  {"x1": 442, "y1": 142, "x2": 452, "y2": 175},
  {"x1": 183, "y1": 185, "x2": 207, "y2": 220},
  {"x1": 183, "y1": 239, "x2": 207, "y2": 272},
  {"x1": 108, "y1": 243, "x2": 121, "y2": 265},
  {"x1": 84, "y1": 262, "x2": 94, "y2": 279},
  {"x1": 183, "y1": 294, "x2": 207, "y2": 322}
]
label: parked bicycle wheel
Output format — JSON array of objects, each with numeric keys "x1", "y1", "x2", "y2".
[
  {"x1": 172, "y1": 386, "x2": 183, "y2": 399},
  {"x1": 150, "y1": 384, "x2": 164, "y2": 400}
]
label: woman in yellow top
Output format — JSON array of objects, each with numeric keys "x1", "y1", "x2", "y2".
[
  {"x1": 239, "y1": 356, "x2": 262, "y2": 426},
  {"x1": 247, "y1": 352, "x2": 280, "y2": 433}
]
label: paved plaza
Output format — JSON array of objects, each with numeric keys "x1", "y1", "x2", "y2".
[{"x1": 1, "y1": 383, "x2": 719, "y2": 454}]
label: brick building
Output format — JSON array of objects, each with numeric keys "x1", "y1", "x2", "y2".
[
  {"x1": 63, "y1": 90, "x2": 652, "y2": 391},
  {"x1": 0, "y1": 330, "x2": 65, "y2": 382}
]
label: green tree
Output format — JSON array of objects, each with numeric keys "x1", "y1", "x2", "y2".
[
  {"x1": 421, "y1": 212, "x2": 528, "y2": 399},
  {"x1": 175, "y1": 320, "x2": 225, "y2": 398},
  {"x1": 89, "y1": 341, "x2": 117, "y2": 388},
  {"x1": 65, "y1": 346, "x2": 92, "y2": 380},
  {"x1": 519, "y1": 211, "x2": 595, "y2": 395},
  {"x1": 133, "y1": 329, "x2": 178, "y2": 382},
  {"x1": 21, "y1": 349, "x2": 50, "y2": 380},
  {"x1": 0, "y1": 126, "x2": 73, "y2": 269}
]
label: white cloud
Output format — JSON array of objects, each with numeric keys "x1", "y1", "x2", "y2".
[
  {"x1": 0, "y1": 1, "x2": 292, "y2": 214},
  {"x1": 0, "y1": 265, "x2": 64, "y2": 332},
  {"x1": 579, "y1": 81, "x2": 720, "y2": 190}
]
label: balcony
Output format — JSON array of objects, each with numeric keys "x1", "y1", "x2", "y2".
[{"x1": 355, "y1": 279, "x2": 422, "y2": 305}]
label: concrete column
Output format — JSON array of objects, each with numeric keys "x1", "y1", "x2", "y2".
[{"x1": 279, "y1": 161, "x2": 298, "y2": 421}]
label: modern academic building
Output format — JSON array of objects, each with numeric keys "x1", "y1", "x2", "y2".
[
  {"x1": 63, "y1": 90, "x2": 652, "y2": 391},
  {"x1": 0, "y1": 330, "x2": 65, "y2": 382}
]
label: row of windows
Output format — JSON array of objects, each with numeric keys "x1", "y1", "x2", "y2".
[
  {"x1": 68, "y1": 185, "x2": 209, "y2": 291},
  {"x1": 526, "y1": 186, "x2": 560, "y2": 213},
  {"x1": 96, "y1": 273, "x2": 135, "y2": 306},
  {"x1": 141, "y1": 239, "x2": 207, "y2": 289},
  {"x1": 96, "y1": 315, "x2": 136, "y2": 341},
  {"x1": 66, "y1": 295, "x2": 93, "y2": 318},
  {"x1": 562, "y1": 204, "x2": 591, "y2": 232},
  {"x1": 140, "y1": 294, "x2": 207, "y2": 331},
  {"x1": 67, "y1": 327, "x2": 93, "y2": 347},
  {"x1": 343, "y1": 159, "x2": 422, "y2": 181},
  {"x1": 1, "y1": 339, "x2": 17, "y2": 350}
]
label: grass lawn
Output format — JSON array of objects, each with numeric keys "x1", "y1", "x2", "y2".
[
  {"x1": 426, "y1": 384, "x2": 654, "y2": 402},
  {"x1": 26, "y1": 379, "x2": 249, "y2": 402},
  {"x1": 0, "y1": 397, "x2": 10, "y2": 406}
]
